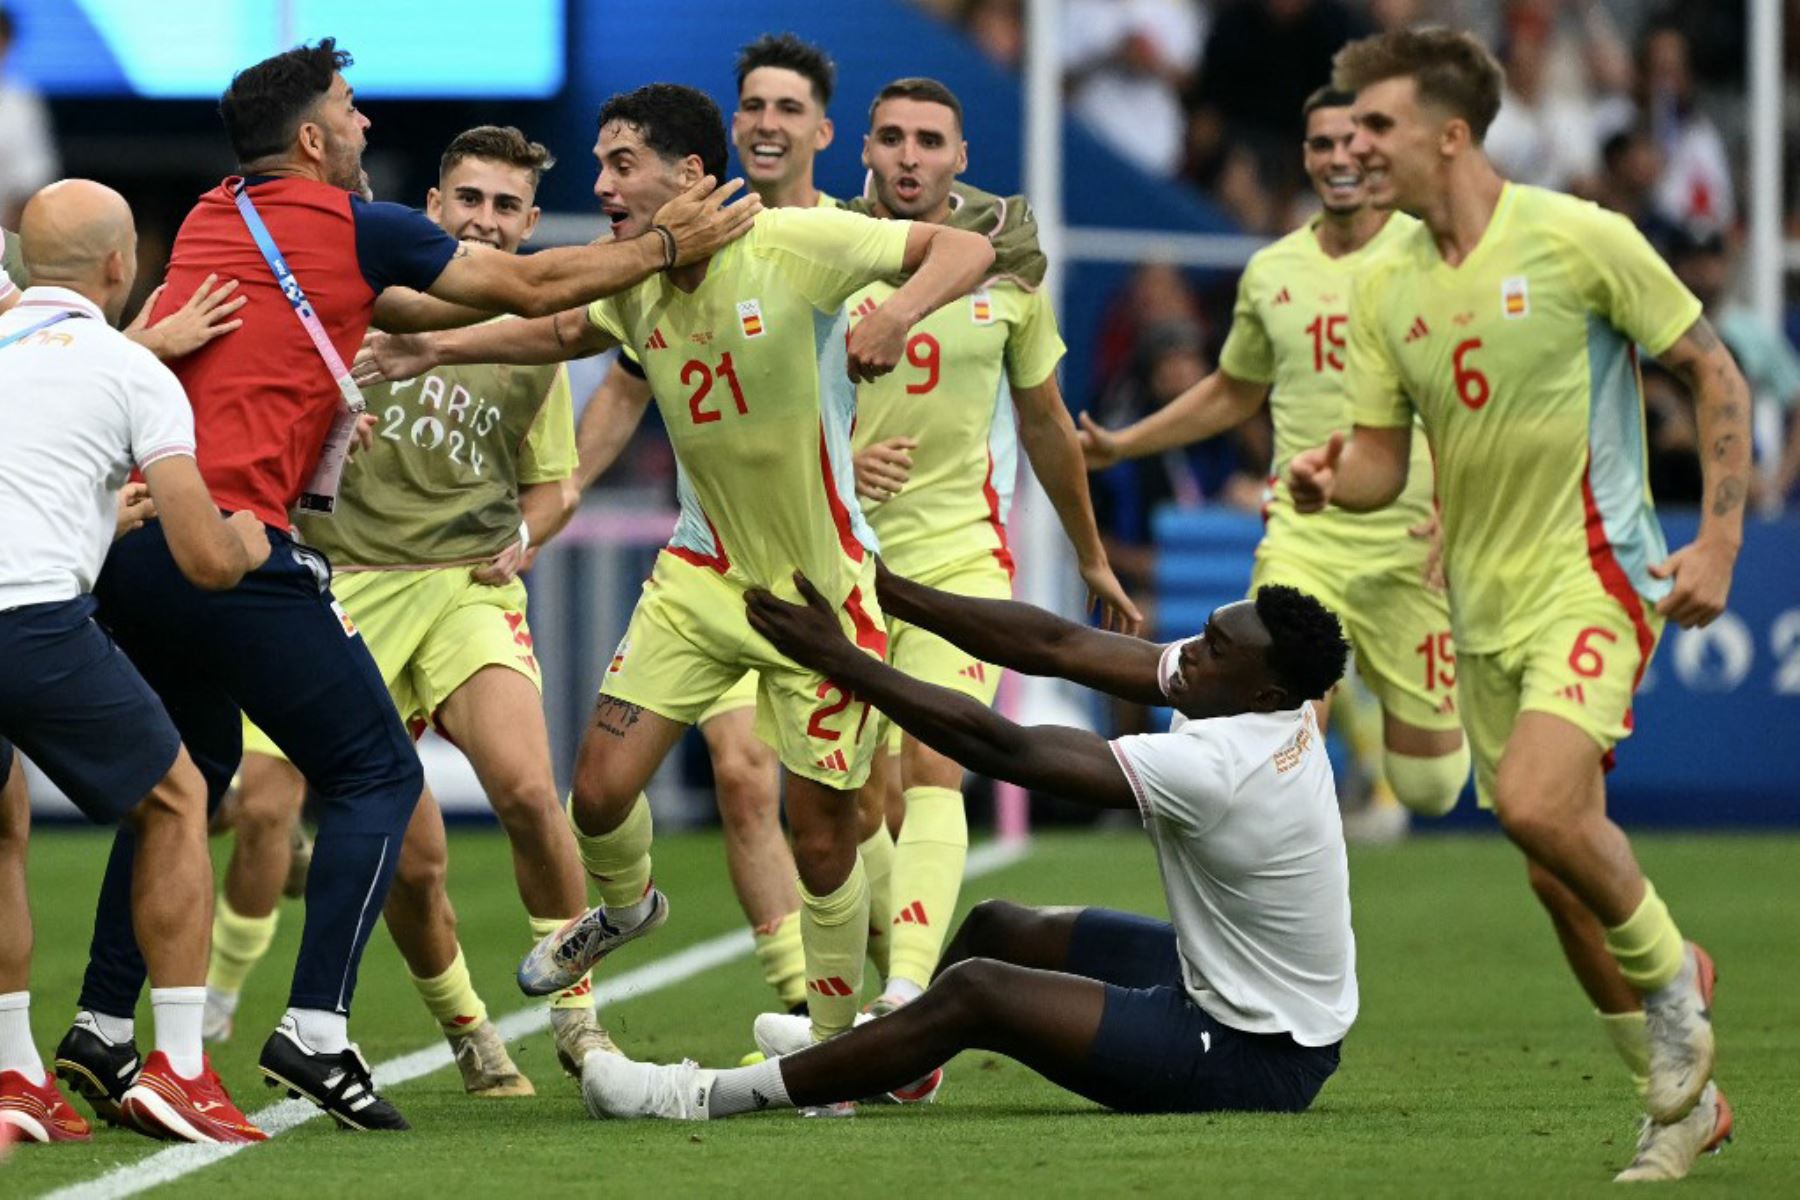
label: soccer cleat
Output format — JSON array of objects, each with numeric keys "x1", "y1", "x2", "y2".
[
  {"x1": 517, "y1": 890, "x2": 669, "y2": 997},
  {"x1": 447, "y1": 1022, "x2": 535, "y2": 1097},
  {"x1": 858, "y1": 995, "x2": 941, "y2": 1105},
  {"x1": 202, "y1": 988, "x2": 236, "y2": 1044},
  {"x1": 0, "y1": 1069, "x2": 93, "y2": 1143},
  {"x1": 550, "y1": 1006, "x2": 621, "y2": 1078},
  {"x1": 798, "y1": 1100, "x2": 858, "y2": 1118},
  {"x1": 119, "y1": 1052, "x2": 267, "y2": 1143},
  {"x1": 1614, "y1": 1082, "x2": 1733, "y2": 1182},
  {"x1": 53, "y1": 1015, "x2": 140, "y2": 1127},
  {"x1": 1643, "y1": 942, "x2": 1716, "y2": 1123},
  {"x1": 258, "y1": 1016, "x2": 409, "y2": 1131},
  {"x1": 581, "y1": 1053, "x2": 713, "y2": 1121}
]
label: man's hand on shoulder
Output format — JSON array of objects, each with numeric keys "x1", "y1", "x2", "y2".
[
  {"x1": 745, "y1": 572, "x2": 857, "y2": 676},
  {"x1": 651, "y1": 176, "x2": 762, "y2": 267}
]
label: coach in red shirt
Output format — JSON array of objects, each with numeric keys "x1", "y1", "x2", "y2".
[{"x1": 54, "y1": 37, "x2": 759, "y2": 1133}]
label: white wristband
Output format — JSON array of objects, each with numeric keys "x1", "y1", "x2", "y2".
[{"x1": 518, "y1": 519, "x2": 531, "y2": 553}]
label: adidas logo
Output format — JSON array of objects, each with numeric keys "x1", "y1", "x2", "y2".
[
  {"x1": 1272, "y1": 286, "x2": 1291, "y2": 306},
  {"x1": 643, "y1": 328, "x2": 669, "y2": 351},
  {"x1": 893, "y1": 900, "x2": 929, "y2": 927},
  {"x1": 1560, "y1": 683, "x2": 1586, "y2": 705},
  {"x1": 807, "y1": 975, "x2": 854, "y2": 997},
  {"x1": 958, "y1": 662, "x2": 987, "y2": 683},
  {"x1": 813, "y1": 749, "x2": 849, "y2": 772},
  {"x1": 853, "y1": 297, "x2": 879, "y2": 319},
  {"x1": 751, "y1": 1088, "x2": 771, "y2": 1109},
  {"x1": 1403, "y1": 316, "x2": 1430, "y2": 343}
]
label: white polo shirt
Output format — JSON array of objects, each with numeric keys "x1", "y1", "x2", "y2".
[
  {"x1": 1109, "y1": 640, "x2": 1358, "y2": 1047},
  {"x1": 0, "y1": 287, "x2": 196, "y2": 612}
]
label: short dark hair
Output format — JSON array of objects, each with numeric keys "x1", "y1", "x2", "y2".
[
  {"x1": 220, "y1": 37, "x2": 352, "y2": 165},
  {"x1": 869, "y1": 77, "x2": 964, "y2": 134},
  {"x1": 736, "y1": 32, "x2": 836, "y2": 108},
  {"x1": 1332, "y1": 27, "x2": 1504, "y2": 142},
  {"x1": 1302, "y1": 86, "x2": 1357, "y2": 123},
  {"x1": 1253, "y1": 585, "x2": 1349, "y2": 703},
  {"x1": 440, "y1": 125, "x2": 556, "y2": 191},
  {"x1": 597, "y1": 83, "x2": 728, "y2": 184}
]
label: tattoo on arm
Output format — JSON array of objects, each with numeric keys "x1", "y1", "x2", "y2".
[
  {"x1": 1711, "y1": 476, "x2": 1746, "y2": 518},
  {"x1": 1711, "y1": 432, "x2": 1739, "y2": 462},
  {"x1": 1683, "y1": 316, "x2": 1721, "y2": 355},
  {"x1": 593, "y1": 696, "x2": 644, "y2": 738}
]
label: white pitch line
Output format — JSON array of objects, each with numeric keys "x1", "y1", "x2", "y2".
[{"x1": 45, "y1": 839, "x2": 1030, "y2": 1200}]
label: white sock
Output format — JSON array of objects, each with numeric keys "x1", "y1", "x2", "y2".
[
  {"x1": 607, "y1": 893, "x2": 656, "y2": 930},
  {"x1": 286, "y1": 1007, "x2": 349, "y2": 1055},
  {"x1": 706, "y1": 1056, "x2": 792, "y2": 1117},
  {"x1": 78, "y1": 1008, "x2": 135, "y2": 1045},
  {"x1": 150, "y1": 987, "x2": 205, "y2": 1079},
  {"x1": 881, "y1": 978, "x2": 925, "y2": 1005},
  {"x1": 207, "y1": 986, "x2": 240, "y2": 1018},
  {"x1": 0, "y1": 992, "x2": 45, "y2": 1084}
]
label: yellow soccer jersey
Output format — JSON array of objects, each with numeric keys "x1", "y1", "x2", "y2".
[
  {"x1": 848, "y1": 278, "x2": 1065, "y2": 579},
  {"x1": 1219, "y1": 211, "x2": 1435, "y2": 565},
  {"x1": 586, "y1": 207, "x2": 910, "y2": 601},
  {"x1": 1349, "y1": 184, "x2": 1701, "y2": 653}
]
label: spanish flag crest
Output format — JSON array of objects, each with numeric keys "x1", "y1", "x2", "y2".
[
  {"x1": 970, "y1": 287, "x2": 994, "y2": 325},
  {"x1": 737, "y1": 298, "x2": 765, "y2": 338},
  {"x1": 1501, "y1": 276, "x2": 1529, "y2": 319}
]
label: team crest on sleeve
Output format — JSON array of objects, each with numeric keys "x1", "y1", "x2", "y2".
[
  {"x1": 970, "y1": 287, "x2": 994, "y2": 325},
  {"x1": 736, "y1": 299, "x2": 765, "y2": 339},
  {"x1": 608, "y1": 635, "x2": 630, "y2": 675},
  {"x1": 1501, "y1": 276, "x2": 1530, "y2": 319}
]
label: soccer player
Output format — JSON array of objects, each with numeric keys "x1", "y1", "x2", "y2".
[
  {"x1": 1078, "y1": 86, "x2": 1469, "y2": 825},
  {"x1": 0, "y1": 179, "x2": 269, "y2": 1144},
  {"x1": 357, "y1": 83, "x2": 995, "y2": 1049},
  {"x1": 52, "y1": 41, "x2": 758, "y2": 1133},
  {"x1": 574, "y1": 34, "x2": 845, "y2": 1016},
  {"x1": 1287, "y1": 29, "x2": 1747, "y2": 1181},
  {"x1": 844, "y1": 77, "x2": 1138, "y2": 1014},
  {"x1": 203, "y1": 126, "x2": 610, "y2": 1096},
  {"x1": 579, "y1": 564, "x2": 1353, "y2": 1121}
]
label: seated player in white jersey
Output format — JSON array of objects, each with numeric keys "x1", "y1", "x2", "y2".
[{"x1": 580, "y1": 561, "x2": 1355, "y2": 1120}]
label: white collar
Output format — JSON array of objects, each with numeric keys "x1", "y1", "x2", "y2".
[{"x1": 14, "y1": 286, "x2": 106, "y2": 322}]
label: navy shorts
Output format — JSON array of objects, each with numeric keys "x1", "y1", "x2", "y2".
[
  {"x1": 1066, "y1": 908, "x2": 1341, "y2": 1114},
  {"x1": 0, "y1": 597, "x2": 182, "y2": 823}
]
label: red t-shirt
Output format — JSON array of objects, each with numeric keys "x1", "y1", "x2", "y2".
[{"x1": 152, "y1": 176, "x2": 456, "y2": 527}]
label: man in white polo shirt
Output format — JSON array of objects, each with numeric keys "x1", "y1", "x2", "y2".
[
  {"x1": 0, "y1": 179, "x2": 270, "y2": 1145},
  {"x1": 580, "y1": 558, "x2": 1355, "y2": 1121}
]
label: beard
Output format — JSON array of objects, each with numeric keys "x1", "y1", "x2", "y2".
[{"x1": 323, "y1": 133, "x2": 365, "y2": 193}]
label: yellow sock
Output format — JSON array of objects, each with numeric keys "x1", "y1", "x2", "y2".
[
  {"x1": 887, "y1": 786, "x2": 967, "y2": 991},
  {"x1": 799, "y1": 857, "x2": 869, "y2": 1039},
  {"x1": 206, "y1": 895, "x2": 279, "y2": 995},
  {"x1": 567, "y1": 792, "x2": 653, "y2": 910},
  {"x1": 529, "y1": 916, "x2": 595, "y2": 1011},
  {"x1": 751, "y1": 911, "x2": 807, "y2": 1010},
  {"x1": 1598, "y1": 1009, "x2": 1650, "y2": 1098},
  {"x1": 860, "y1": 824, "x2": 896, "y2": 979},
  {"x1": 408, "y1": 946, "x2": 488, "y2": 1034},
  {"x1": 1603, "y1": 881, "x2": 1685, "y2": 994}
]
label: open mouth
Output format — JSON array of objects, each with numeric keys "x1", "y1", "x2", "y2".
[
  {"x1": 892, "y1": 175, "x2": 922, "y2": 204},
  {"x1": 602, "y1": 205, "x2": 630, "y2": 233},
  {"x1": 1322, "y1": 172, "x2": 1362, "y2": 202},
  {"x1": 748, "y1": 141, "x2": 786, "y2": 171},
  {"x1": 459, "y1": 234, "x2": 503, "y2": 249}
]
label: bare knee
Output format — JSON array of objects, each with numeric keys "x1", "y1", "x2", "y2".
[
  {"x1": 956, "y1": 899, "x2": 1032, "y2": 957},
  {"x1": 713, "y1": 754, "x2": 778, "y2": 836},
  {"x1": 392, "y1": 830, "x2": 449, "y2": 899},
  {"x1": 130, "y1": 757, "x2": 207, "y2": 833},
  {"x1": 930, "y1": 958, "x2": 1005, "y2": 1024},
  {"x1": 232, "y1": 757, "x2": 304, "y2": 841}
]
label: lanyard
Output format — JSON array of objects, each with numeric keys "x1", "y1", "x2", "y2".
[
  {"x1": 0, "y1": 309, "x2": 82, "y2": 350},
  {"x1": 230, "y1": 177, "x2": 364, "y2": 515}
]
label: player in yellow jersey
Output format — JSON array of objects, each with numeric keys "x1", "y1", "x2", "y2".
[
  {"x1": 1288, "y1": 29, "x2": 1749, "y2": 1181},
  {"x1": 842, "y1": 77, "x2": 1138, "y2": 1014},
  {"x1": 1079, "y1": 87, "x2": 1469, "y2": 826},
  {"x1": 571, "y1": 36, "x2": 842, "y2": 1016},
  {"x1": 203, "y1": 128, "x2": 614, "y2": 1095},
  {"x1": 357, "y1": 84, "x2": 995, "y2": 1053}
]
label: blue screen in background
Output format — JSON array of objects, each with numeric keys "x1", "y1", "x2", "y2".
[{"x1": 5, "y1": 0, "x2": 565, "y2": 98}]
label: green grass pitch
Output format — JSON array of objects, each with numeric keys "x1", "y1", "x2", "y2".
[{"x1": 9, "y1": 827, "x2": 1797, "y2": 1197}]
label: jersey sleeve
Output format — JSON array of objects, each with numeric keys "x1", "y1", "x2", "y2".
[
  {"x1": 518, "y1": 366, "x2": 577, "y2": 484},
  {"x1": 1004, "y1": 286, "x2": 1067, "y2": 389},
  {"x1": 755, "y1": 208, "x2": 911, "y2": 312},
  {"x1": 124, "y1": 352, "x2": 198, "y2": 470},
  {"x1": 585, "y1": 294, "x2": 629, "y2": 346},
  {"x1": 1109, "y1": 729, "x2": 1233, "y2": 836},
  {"x1": 1346, "y1": 265, "x2": 1413, "y2": 428},
  {"x1": 1563, "y1": 205, "x2": 1704, "y2": 357},
  {"x1": 1217, "y1": 261, "x2": 1275, "y2": 385},
  {"x1": 615, "y1": 344, "x2": 646, "y2": 379},
  {"x1": 349, "y1": 198, "x2": 461, "y2": 295}
]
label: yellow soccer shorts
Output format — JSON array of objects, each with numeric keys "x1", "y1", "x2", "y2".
[
  {"x1": 242, "y1": 567, "x2": 541, "y2": 761},
  {"x1": 600, "y1": 551, "x2": 887, "y2": 790},
  {"x1": 1252, "y1": 545, "x2": 1460, "y2": 734},
  {"x1": 1456, "y1": 593, "x2": 1664, "y2": 808},
  {"x1": 697, "y1": 669, "x2": 760, "y2": 727},
  {"x1": 876, "y1": 553, "x2": 1013, "y2": 758}
]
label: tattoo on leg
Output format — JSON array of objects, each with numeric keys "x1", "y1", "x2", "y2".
[
  {"x1": 1711, "y1": 476, "x2": 1746, "y2": 517},
  {"x1": 593, "y1": 696, "x2": 645, "y2": 738}
]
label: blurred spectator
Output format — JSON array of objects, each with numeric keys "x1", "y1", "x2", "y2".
[
  {"x1": 959, "y1": 0, "x2": 1025, "y2": 70},
  {"x1": 1092, "y1": 261, "x2": 1209, "y2": 398},
  {"x1": 1063, "y1": 0, "x2": 1205, "y2": 179},
  {"x1": 1486, "y1": 10, "x2": 1601, "y2": 192},
  {"x1": 1592, "y1": 127, "x2": 1681, "y2": 253},
  {"x1": 1185, "y1": 0, "x2": 1370, "y2": 199},
  {"x1": 1639, "y1": 24, "x2": 1735, "y2": 229},
  {"x1": 0, "y1": 5, "x2": 58, "y2": 227},
  {"x1": 1667, "y1": 227, "x2": 1800, "y2": 511}
]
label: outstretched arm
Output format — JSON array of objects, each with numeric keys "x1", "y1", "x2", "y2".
[
  {"x1": 1077, "y1": 369, "x2": 1268, "y2": 469},
  {"x1": 354, "y1": 306, "x2": 615, "y2": 383},
  {"x1": 747, "y1": 576, "x2": 1137, "y2": 809},
  {"x1": 846, "y1": 223, "x2": 995, "y2": 381},
  {"x1": 875, "y1": 559, "x2": 1166, "y2": 707},
  {"x1": 1286, "y1": 424, "x2": 1412, "y2": 513}
]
